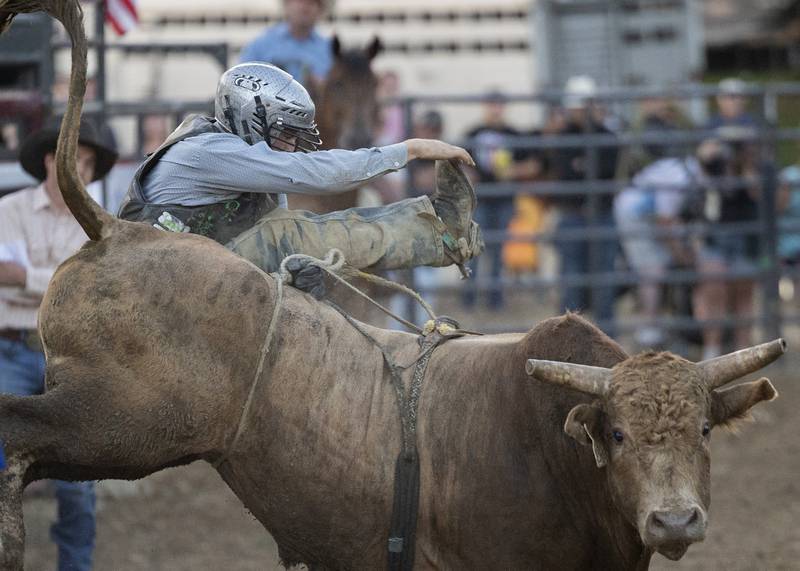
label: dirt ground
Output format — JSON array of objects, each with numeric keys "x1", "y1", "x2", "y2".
[{"x1": 20, "y1": 292, "x2": 800, "y2": 570}]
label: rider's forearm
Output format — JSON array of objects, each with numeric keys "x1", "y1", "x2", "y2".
[
  {"x1": 405, "y1": 139, "x2": 421, "y2": 161},
  {"x1": 404, "y1": 139, "x2": 434, "y2": 162},
  {"x1": 275, "y1": 143, "x2": 408, "y2": 194}
]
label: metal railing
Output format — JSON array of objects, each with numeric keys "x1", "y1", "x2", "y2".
[{"x1": 394, "y1": 85, "x2": 800, "y2": 347}]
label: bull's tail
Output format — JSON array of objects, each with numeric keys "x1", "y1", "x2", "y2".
[{"x1": 1, "y1": 0, "x2": 119, "y2": 240}]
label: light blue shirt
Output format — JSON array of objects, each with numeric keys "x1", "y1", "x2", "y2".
[
  {"x1": 240, "y1": 22, "x2": 333, "y2": 85},
  {"x1": 780, "y1": 184, "x2": 800, "y2": 260},
  {"x1": 141, "y1": 131, "x2": 408, "y2": 207},
  {"x1": 615, "y1": 157, "x2": 702, "y2": 220}
]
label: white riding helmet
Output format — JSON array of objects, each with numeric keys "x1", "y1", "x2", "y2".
[{"x1": 214, "y1": 62, "x2": 322, "y2": 151}]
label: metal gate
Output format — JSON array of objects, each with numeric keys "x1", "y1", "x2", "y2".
[{"x1": 534, "y1": 0, "x2": 704, "y2": 88}]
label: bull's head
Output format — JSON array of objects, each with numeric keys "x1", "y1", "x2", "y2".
[{"x1": 526, "y1": 339, "x2": 785, "y2": 561}]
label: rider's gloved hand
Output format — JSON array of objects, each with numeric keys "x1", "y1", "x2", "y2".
[{"x1": 284, "y1": 258, "x2": 327, "y2": 300}]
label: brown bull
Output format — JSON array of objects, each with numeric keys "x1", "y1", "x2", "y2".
[{"x1": 0, "y1": 2, "x2": 787, "y2": 570}]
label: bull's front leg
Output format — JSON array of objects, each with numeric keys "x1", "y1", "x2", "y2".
[{"x1": 0, "y1": 447, "x2": 27, "y2": 571}]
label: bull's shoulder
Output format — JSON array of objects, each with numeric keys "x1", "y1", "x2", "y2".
[{"x1": 423, "y1": 314, "x2": 626, "y2": 376}]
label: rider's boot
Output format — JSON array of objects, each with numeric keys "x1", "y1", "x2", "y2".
[{"x1": 421, "y1": 159, "x2": 484, "y2": 277}]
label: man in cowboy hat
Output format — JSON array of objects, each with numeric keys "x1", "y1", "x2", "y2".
[{"x1": 0, "y1": 118, "x2": 117, "y2": 571}]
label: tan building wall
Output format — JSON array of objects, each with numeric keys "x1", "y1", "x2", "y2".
[{"x1": 59, "y1": 0, "x2": 538, "y2": 152}]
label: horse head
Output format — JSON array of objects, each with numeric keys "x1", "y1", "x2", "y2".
[{"x1": 316, "y1": 35, "x2": 382, "y2": 150}]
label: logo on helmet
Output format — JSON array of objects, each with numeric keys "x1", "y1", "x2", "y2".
[{"x1": 233, "y1": 74, "x2": 262, "y2": 92}]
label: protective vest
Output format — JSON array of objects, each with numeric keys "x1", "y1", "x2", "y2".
[{"x1": 117, "y1": 114, "x2": 277, "y2": 245}]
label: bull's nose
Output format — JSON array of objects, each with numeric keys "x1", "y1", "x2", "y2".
[{"x1": 646, "y1": 507, "x2": 706, "y2": 542}]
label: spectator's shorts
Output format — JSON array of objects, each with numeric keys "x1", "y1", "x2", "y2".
[
  {"x1": 614, "y1": 198, "x2": 670, "y2": 275},
  {"x1": 704, "y1": 234, "x2": 759, "y2": 275},
  {"x1": 619, "y1": 218, "x2": 672, "y2": 274}
]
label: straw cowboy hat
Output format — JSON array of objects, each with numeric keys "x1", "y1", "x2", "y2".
[{"x1": 19, "y1": 118, "x2": 118, "y2": 182}]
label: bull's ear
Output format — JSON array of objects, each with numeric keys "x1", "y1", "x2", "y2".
[
  {"x1": 711, "y1": 377, "x2": 778, "y2": 429},
  {"x1": 565, "y1": 403, "x2": 608, "y2": 468}
]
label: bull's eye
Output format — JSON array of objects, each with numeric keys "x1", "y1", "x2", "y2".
[
  {"x1": 611, "y1": 429, "x2": 624, "y2": 444},
  {"x1": 702, "y1": 422, "x2": 711, "y2": 437}
]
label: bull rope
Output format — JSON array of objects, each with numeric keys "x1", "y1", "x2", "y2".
[
  {"x1": 215, "y1": 249, "x2": 478, "y2": 569},
  {"x1": 269, "y1": 250, "x2": 478, "y2": 571},
  {"x1": 293, "y1": 249, "x2": 438, "y2": 334},
  {"x1": 213, "y1": 249, "x2": 470, "y2": 469},
  {"x1": 211, "y1": 262, "x2": 287, "y2": 469}
]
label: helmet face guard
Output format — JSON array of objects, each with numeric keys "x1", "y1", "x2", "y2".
[
  {"x1": 215, "y1": 63, "x2": 323, "y2": 152},
  {"x1": 267, "y1": 118, "x2": 322, "y2": 153}
]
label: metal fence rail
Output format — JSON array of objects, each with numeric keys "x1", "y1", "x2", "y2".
[{"x1": 392, "y1": 86, "x2": 800, "y2": 347}]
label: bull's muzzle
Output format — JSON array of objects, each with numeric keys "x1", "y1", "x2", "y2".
[{"x1": 644, "y1": 506, "x2": 706, "y2": 560}]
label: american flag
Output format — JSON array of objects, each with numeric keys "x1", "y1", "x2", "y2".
[{"x1": 105, "y1": 0, "x2": 139, "y2": 36}]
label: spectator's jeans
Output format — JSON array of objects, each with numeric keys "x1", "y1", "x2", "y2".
[
  {"x1": 0, "y1": 337, "x2": 96, "y2": 571},
  {"x1": 556, "y1": 209, "x2": 618, "y2": 332},
  {"x1": 462, "y1": 199, "x2": 515, "y2": 308}
]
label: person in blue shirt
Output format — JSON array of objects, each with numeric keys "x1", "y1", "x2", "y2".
[
  {"x1": 779, "y1": 165, "x2": 800, "y2": 265},
  {"x1": 240, "y1": 0, "x2": 333, "y2": 87}
]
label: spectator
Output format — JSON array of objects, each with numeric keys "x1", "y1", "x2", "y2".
[
  {"x1": 369, "y1": 71, "x2": 407, "y2": 205},
  {"x1": 142, "y1": 114, "x2": 171, "y2": 155},
  {"x1": 617, "y1": 95, "x2": 692, "y2": 179},
  {"x1": 414, "y1": 109, "x2": 444, "y2": 140},
  {"x1": 1, "y1": 121, "x2": 19, "y2": 151},
  {"x1": 614, "y1": 140, "x2": 729, "y2": 349},
  {"x1": 462, "y1": 90, "x2": 519, "y2": 309},
  {"x1": 551, "y1": 75, "x2": 619, "y2": 332},
  {"x1": 500, "y1": 112, "x2": 550, "y2": 276},
  {"x1": 707, "y1": 78, "x2": 759, "y2": 130},
  {"x1": 700, "y1": 127, "x2": 776, "y2": 356},
  {"x1": 502, "y1": 193, "x2": 547, "y2": 275},
  {"x1": 0, "y1": 118, "x2": 118, "y2": 571},
  {"x1": 778, "y1": 165, "x2": 800, "y2": 266},
  {"x1": 240, "y1": 0, "x2": 332, "y2": 88},
  {"x1": 52, "y1": 73, "x2": 118, "y2": 152},
  {"x1": 510, "y1": 111, "x2": 549, "y2": 185},
  {"x1": 375, "y1": 70, "x2": 405, "y2": 146},
  {"x1": 408, "y1": 110, "x2": 445, "y2": 198}
]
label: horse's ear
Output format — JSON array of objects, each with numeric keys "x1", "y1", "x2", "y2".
[
  {"x1": 331, "y1": 35, "x2": 341, "y2": 58},
  {"x1": 366, "y1": 36, "x2": 383, "y2": 61}
]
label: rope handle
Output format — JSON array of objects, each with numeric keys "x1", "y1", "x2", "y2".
[{"x1": 279, "y1": 249, "x2": 437, "y2": 334}]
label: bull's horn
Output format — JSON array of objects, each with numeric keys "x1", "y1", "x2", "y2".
[
  {"x1": 699, "y1": 339, "x2": 787, "y2": 390},
  {"x1": 525, "y1": 360, "x2": 612, "y2": 396}
]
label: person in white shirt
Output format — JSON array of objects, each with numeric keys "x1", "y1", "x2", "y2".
[
  {"x1": 613, "y1": 140, "x2": 730, "y2": 349},
  {"x1": 0, "y1": 119, "x2": 117, "y2": 571}
]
